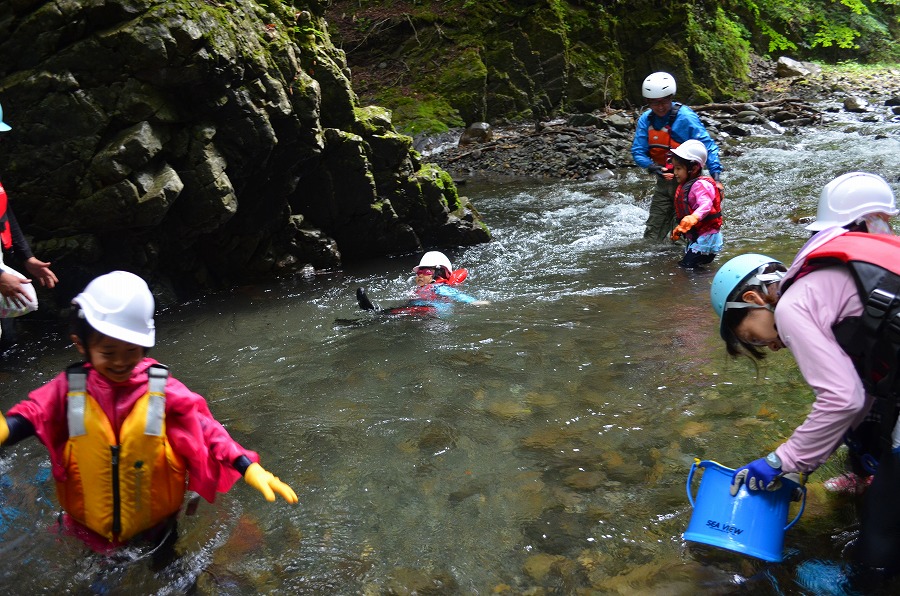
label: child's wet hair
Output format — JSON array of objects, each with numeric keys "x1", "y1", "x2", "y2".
[{"x1": 69, "y1": 307, "x2": 95, "y2": 350}]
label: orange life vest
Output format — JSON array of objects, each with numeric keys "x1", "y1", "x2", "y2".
[
  {"x1": 673, "y1": 176, "x2": 723, "y2": 240},
  {"x1": 647, "y1": 104, "x2": 682, "y2": 166},
  {"x1": 0, "y1": 182, "x2": 12, "y2": 250},
  {"x1": 57, "y1": 365, "x2": 187, "y2": 542}
]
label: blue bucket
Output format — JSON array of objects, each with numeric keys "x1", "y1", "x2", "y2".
[{"x1": 684, "y1": 459, "x2": 806, "y2": 562}]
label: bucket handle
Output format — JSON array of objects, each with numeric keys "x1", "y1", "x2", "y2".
[
  {"x1": 784, "y1": 484, "x2": 806, "y2": 531},
  {"x1": 686, "y1": 459, "x2": 702, "y2": 507},
  {"x1": 686, "y1": 458, "x2": 724, "y2": 507},
  {"x1": 687, "y1": 459, "x2": 808, "y2": 531}
]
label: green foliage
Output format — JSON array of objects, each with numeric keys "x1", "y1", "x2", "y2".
[
  {"x1": 760, "y1": 23, "x2": 798, "y2": 52},
  {"x1": 839, "y1": 0, "x2": 869, "y2": 14},
  {"x1": 812, "y1": 19, "x2": 861, "y2": 48},
  {"x1": 325, "y1": 0, "x2": 900, "y2": 129},
  {"x1": 731, "y1": 0, "x2": 899, "y2": 61},
  {"x1": 684, "y1": 7, "x2": 752, "y2": 97}
]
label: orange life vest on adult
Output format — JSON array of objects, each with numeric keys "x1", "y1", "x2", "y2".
[
  {"x1": 57, "y1": 364, "x2": 187, "y2": 542},
  {"x1": 0, "y1": 182, "x2": 12, "y2": 250},
  {"x1": 673, "y1": 176, "x2": 722, "y2": 239},
  {"x1": 647, "y1": 103, "x2": 682, "y2": 166}
]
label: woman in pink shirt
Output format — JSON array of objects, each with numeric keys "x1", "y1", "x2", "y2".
[{"x1": 708, "y1": 172, "x2": 900, "y2": 573}]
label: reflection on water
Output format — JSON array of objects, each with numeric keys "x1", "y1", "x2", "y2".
[{"x1": 1, "y1": 121, "x2": 900, "y2": 593}]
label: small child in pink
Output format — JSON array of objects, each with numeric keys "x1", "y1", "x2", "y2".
[{"x1": 669, "y1": 139, "x2": 724, "y2": 269}]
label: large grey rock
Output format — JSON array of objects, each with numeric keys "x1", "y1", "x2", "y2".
[
  {"x1": 776, "y1": 56, "x2": 821, "y2": 78},
  {"x1": 458, "y1": 122, "x2": 493, "y2": 146}
]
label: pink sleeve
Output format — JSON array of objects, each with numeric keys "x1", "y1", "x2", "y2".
[
  {"x1": 687, "y1": 178, "x2": 716, "y2": 219},
  {"x1": 7, "y1": 372, "x2": 71, "y2": 481},
  {"x1": 773, "y1": 268, "x2": 871, "y2": 473},
  {"x1": 163, "y1": 376, "x2": 259, "y2": 502}
]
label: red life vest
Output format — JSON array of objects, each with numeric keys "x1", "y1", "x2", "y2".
[
  {"x1": 647, "y1": 103, "x2": 682, "y2": 166},
  {"x1": 0, "y1": 182, "x2": 12, "y2": 250},
  {"x1": 435, "y1": 268, "x2": 467, "y2": 286},
  {"x1": 413, "y1": 268, "x2": 468, "y2": 301},
  {"x1": 413, "y1": 283, "x2": 441, "y2": 302},
  {"x1": 673, "y1": 176, "x2": 722, "y2": 239},
  {"x1": 781, "y1": 232, "x2": 900, "y2": 448}
]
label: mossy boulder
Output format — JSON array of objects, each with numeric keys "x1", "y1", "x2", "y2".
[{"x1": 0, "y1": 0, "x2": 490, "y2": 305}]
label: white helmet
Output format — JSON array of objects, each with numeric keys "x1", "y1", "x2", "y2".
[
  {"x1": 806, "y1": 172, "x2": 898, "y2": 231},
  {"x1": 415, "y1": 251, "x2": 453, "y2": 277},
  {"x1": 670, "y1": 139, "x2": 707, "y2": 168},
  {"x1": 642, "y1": 72, "x2": 677, "y2": 99},
  {"x1": 72, "y1": 271, "x2": 156, "y2": 347}
]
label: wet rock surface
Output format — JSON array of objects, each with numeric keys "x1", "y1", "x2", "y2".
[{"x1": 0, "y1": 0, "x2": 491, "y2": 306}]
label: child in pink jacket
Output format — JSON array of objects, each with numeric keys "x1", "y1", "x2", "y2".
[
  {"x1": 0, "y1": 271, "x2": 297, "y2": 550},
  {"x1": 668, "y1": 139, "x2": 723, "y2": 269}
]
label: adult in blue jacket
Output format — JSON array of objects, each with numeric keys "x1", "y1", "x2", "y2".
[{"x1": 630, "y1": 72, "x2": 723, "y2": 243}]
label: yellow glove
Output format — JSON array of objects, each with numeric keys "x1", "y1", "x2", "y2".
[
  {"x1": 243, "y1": 462, "x2": 298, "y2": 504},
  {"x1": 0, "y1": 416, "x2": 8, "y2": 445},
  {"x1": 671, "y1": 214, "x2": 700, "y2": 241}
]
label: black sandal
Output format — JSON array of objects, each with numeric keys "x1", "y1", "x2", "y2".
[{"x1": 356, "y1": 287, "x2": 381, "y2": 311}]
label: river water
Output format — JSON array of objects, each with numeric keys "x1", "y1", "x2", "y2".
[{"x1": 1, "y1": 108, "x2": 899, "y2": 594}]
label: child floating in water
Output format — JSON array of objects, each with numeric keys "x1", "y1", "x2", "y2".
[
  {"x1": 0, "y1": 271, "x2": 297, "y2": 551},
  {"x1": 357, "y1": 251, "x2": 489, "y2": 315}
]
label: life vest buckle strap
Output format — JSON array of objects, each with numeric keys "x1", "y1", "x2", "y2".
[
  {"x1": 145, "y1": 394, "x2": 165, "y2": 437},
  {"x1": 866, "y1": 288, "x2": 896, "y2": 319},
  {"x1": 147, "y1": 364, "x2": 168, "y2": 395},
  {"x1": 145, "y1": 365, "x2": 168, "y2": 436},
  {"x1": 888, "y1": 311, "x2": 900, "y2": 343},
  {"x1": 67, "y1": 393, "x2": 87, "y2": 437},
  {"x1": 66, "y1": 369, "x2": 88, "y2": 437}
]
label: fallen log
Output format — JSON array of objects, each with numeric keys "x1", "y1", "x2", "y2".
[
  {"x1": 446, "y1": 144, "x2": 500, "y2": 162},
  {"x1": 693, "y1": 98, "x2": 810, "y2": 112}
]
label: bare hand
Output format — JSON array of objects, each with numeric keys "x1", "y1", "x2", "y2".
[
  {"x1": 23, "y1": 257, "x2": 58, "y2": 289},
  {"x1": 0, "y1": 270, "x2": 36, "y2": 309}
]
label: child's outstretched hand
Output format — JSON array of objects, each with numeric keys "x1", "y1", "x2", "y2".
[
  {"x1": 244, "y1": 462, "x2": 299, "y2": 504},
  {"x1": 671, "y1": 214, "x2": 700, "y2": 241}
]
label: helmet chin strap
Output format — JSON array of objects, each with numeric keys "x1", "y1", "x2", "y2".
[
  {"x1": 723, "y1": 301, "x2": 775, "y2": 313},
  {"x1": 724, "y1": 268, "x2": 785, "y2": 313}
]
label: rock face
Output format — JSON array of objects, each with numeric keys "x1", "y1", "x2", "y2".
[
  {"x1": 0, "y1": 0, "x2": 489, "y2": 305},
  {"x1": 324, "y1": 0, "x2": 757, "y2": 135}
]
